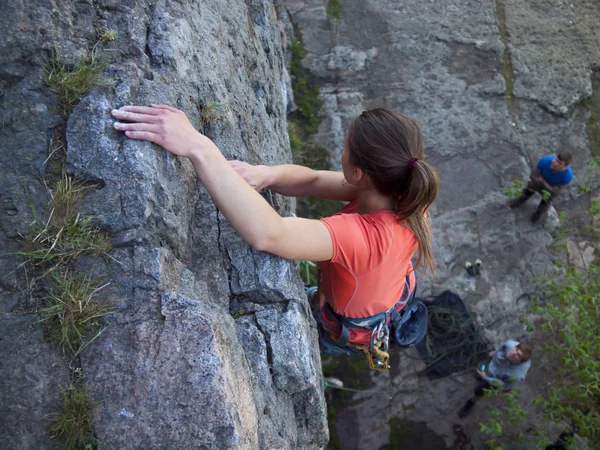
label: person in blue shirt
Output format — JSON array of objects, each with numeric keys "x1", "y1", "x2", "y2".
[{"x1": 509, "y1": 152, "x2": 574, "y2": 223}]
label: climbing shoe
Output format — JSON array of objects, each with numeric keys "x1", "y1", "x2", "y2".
[
  {"x1": 531, "y1": 210, "x2": 543, "y2": 223},
  {"x1": 458, "y1": 399, "x2": 475, "y2": 418},
  {"x1": 464, "y1": 261, "x2": 477, "y2": 277},
  {"x1": 474, "y1": 259, "x2": 483, "y2": 275},
  {"x1": 509, "y1": 195, "x2": 527, "y2": 208}
]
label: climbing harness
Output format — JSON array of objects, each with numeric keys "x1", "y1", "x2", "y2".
[{"x1": 311, "y1": 276, "x2": 428, "y2": 371}]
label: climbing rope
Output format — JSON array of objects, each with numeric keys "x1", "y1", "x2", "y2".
[
  {"x1": 405, "y1": 305, "x2": 489, "y2": 375},
  {"x1": 324, "y1": 380, "x2": 392, "y2": 399}
]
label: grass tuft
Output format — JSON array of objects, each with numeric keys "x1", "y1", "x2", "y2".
[
  {"x1": 45, "y1": 128, "x2": 68, "y2": 182},
  {"x1": 17, "y1": 175, "x2": 111, "y2": 275},
  {"x1": 195, "y1": 100, "x2": 227, "y2": 134},
  {"x1": 50, "y1": 175, "x2": 95, "y2": 227},
  {"x1": 44, "y1": 46, "x2": 111, "y2": 116},
  {"x1": 98, "y1": 27, "x2": 117, "y2": 43},
  {"x1": 50, "y1": 383, "x2": 97, "y2": 450},
  {"x1": 19, "y1": 211, "x2": 112, "y2": 275},
  {"x1": 41, "y1": 272, "x2": 111, "y2": 355}
]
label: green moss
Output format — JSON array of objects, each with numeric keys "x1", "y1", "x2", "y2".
[
  {"x1": 290, "y1": 37, "x2": 322, "y2": 135},
  {"x1": 326, "y1": 0, "x2": 342, "y2": 20},
  {"x1": 494, "y1": 0, "x2": 516, "y2": 112},
  {"x1": 231, "y1": 308, "x2": 245, "y2": 319},
  {"x1": 288, "y1": 122, "x2": 342, "y2": 221}
]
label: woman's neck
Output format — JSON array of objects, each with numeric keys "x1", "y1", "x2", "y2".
[{"x1": 355, "y1": 188, "x2": 396, "y2": 214}]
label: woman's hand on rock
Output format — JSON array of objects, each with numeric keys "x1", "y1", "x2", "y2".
[
  {"x1": 112, "y1": 104, "x2": 213, "y2": 158},
  {"x1": 228, "y1": 160, "x2": 272, "y2": 191}
]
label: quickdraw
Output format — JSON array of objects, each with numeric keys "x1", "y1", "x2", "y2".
[{"x1": 328, "y1": 325, "x2": 391, "y2": 371}]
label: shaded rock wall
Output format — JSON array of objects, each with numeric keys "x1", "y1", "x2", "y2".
[
  {"x1": 280, "y1": 0, "x2": 600, "y2": 447},
  {"x1": 1, "y1": 0, "x2": 327, "y2": 448}
]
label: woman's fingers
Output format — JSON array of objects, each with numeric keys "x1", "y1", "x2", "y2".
[
  {"x1": 112, "y1": 109, "x2": 160, "y2": 124},
  {"x1": 123, "y1": 130, "x2": 162, "y2": 144},
  {"x1": 118, "y1": 105, "x2": 162, "y2": 115},
  {"x1": 113, "y1": 103, "x2": 206, "y2": 158},
  {"x1": 113, "y1": 121, "x2": 161, "y2": 133},
  {"x1": 149, "y1": 104, "x2": 181, "y2": 113}
]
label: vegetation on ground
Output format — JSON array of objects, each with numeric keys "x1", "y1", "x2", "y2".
[
  {"x1": 478, "y1": 388, "x2": 530, "y2": 449},
  {"x1": 579, "y1": 156, "x2": 600, "y2": 194},
  {"x1": 532, "y1": 257, "x2": 600, "y2": 445},
  {"x1": 478, "y1": 202, "x2": 600, "y2": 449},
  {"x1": 50, "y1": 382, "x2": 98, "y2": 450},
  {"x1": 503, "y1": 179, "x2": 525, "y2": 198}
]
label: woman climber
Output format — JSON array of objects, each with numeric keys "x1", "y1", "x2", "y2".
[{"x1": 111, "y1": 105, "x2": 439, "y2": 367}]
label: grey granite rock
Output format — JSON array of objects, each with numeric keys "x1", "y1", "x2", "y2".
[
  {"x1": 83, "y1": 293, "x2": 260, "y2": 449},
  {"x1": 2, "y1": 0, "x2": 327, "y2": 448},
  {"x1": 0, "y1": 302, "x2": 69, "y2": 450}
]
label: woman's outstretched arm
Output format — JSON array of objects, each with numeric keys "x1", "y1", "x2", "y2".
[
  {"x1": 111, "y1": 104, "x2": 333, "y2": 261},
  {"x1": 229, "y1": 161, "x2": 358, "y2": 201}
]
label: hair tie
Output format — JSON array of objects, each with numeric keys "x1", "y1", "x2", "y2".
[{"x1": 408, "y1": 157, "x2": 419, "y2": 169}]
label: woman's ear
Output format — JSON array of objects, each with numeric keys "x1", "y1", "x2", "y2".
[{"x1": 353, "y1": 166, "x2": 364, "y2": 183}]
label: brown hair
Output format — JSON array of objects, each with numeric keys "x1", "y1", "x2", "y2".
[
  {"x1": 346, "y1": 109, "x2": 439, "y2": 275},
  {"x1": 557, "y1": 151, "x2": 572, "y2": 165},
  {"x1": 516, "y1": 343, "x2": 533, "y2": 363}
]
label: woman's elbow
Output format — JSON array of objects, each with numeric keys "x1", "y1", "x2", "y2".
[
  {"x1": 246, "y1": 234, "x2": 267, "y2": 252},
  {"x1": 247, "y1": 234, "x2": 279, "y2": 254}
]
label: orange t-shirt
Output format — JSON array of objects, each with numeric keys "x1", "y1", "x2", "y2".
[{"x1": 318, "y1": 200, "x2": 418, "y2": 319}]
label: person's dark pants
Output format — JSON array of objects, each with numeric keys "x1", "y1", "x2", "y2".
[
  {"x1": 511, "y1": 179, "x2": 558, "y2": 219},
  {"x1": 474, "y1": 380, "x2": 496, "y2": 397}
]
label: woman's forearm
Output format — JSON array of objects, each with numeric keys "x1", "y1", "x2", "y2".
[
  {"x1": 266, "y1": 164, "x2": 319, "y2": 196},
  {"x1": 265, "y1": 164, "x2": 356, "y2": 201},
  {"x1": 189, "y1": 144, "x2": 285, "y2": 249}
]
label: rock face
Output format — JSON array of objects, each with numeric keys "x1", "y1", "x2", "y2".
[
  {"x1": 1, "y1": 1, "x2": 327, "y2": 449},
  {"x1": 280, "y1": 0, "x2": 600, "y2": 447}
]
